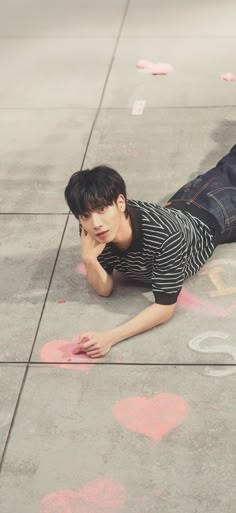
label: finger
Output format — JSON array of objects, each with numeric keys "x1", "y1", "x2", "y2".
[
  {"x1": 72, "y1": 345, "x2": 84, "y2": 355},
  {"x1": 72, "y1": 335, "x2": 90, "y2": 353},
  {"x1": 72, "y1": 337, "x2": 90, "y2": 355},
  {"x1": 72, "y1": 346, "x2": 82, "y2": 355},
  {"x1": 87, "y1": 348, "x2": 99, "y2": 356},
  {"x1": 86, "y1": 349, "x2": 100, "y2": 358},
  {"x1": 80, "y1": 336, "x2": 90, "y2": 344},
  {"x1": 82, "y1": 340, "x2": 95, "y2": 350}
]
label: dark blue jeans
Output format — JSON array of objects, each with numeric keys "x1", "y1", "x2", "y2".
[{"x1": 166, "y1": 145, "x2": 236, "y2": 244}]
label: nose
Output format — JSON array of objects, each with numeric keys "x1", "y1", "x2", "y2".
[{"x1": 91, "y1": 212, "x2": 103, "y2": 229}]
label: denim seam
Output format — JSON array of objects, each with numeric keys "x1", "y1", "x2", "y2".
[
  {"x1": 207, "y1": 186, "x2": 236, "y2": 193},
  {"x1": 192, "y1": 176, "x2": 216, "y2": 200}
]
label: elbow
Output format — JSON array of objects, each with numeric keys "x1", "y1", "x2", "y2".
[
  {"x1": 159, "y1": 313, "x2": 172, "y2": 325},
  {"x1": 98, "y1": 287, "x2": 113, "y2": 298},
  {"x1": 155, "y1": 302, "x2": 176, "y2": 323},
  {"x1": 163, "y1": 312, "x2": 173, "y2": 323},
  {"x1": 163, "y1": 303, "x2": 176, "y2": 322}
]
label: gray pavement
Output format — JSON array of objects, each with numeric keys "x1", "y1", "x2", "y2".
[{"x1": 0, "y1": 1, "x2": 236, "y2": 512}]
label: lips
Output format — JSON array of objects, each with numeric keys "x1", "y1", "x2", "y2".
[{"x1": 97, "y1": 230, "x2": 109, "y2": 236}]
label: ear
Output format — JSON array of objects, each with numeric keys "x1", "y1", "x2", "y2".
[{"x1": 117, "y1": 194, "x2": 126, "y2": 212}]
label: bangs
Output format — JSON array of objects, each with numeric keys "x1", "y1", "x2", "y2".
[
  {"x1": 79, "y1": 192, "x2": 114, "y2": 216},
  {"x1": 77, "y1": 179, "x2": 116, "y2": 216}
]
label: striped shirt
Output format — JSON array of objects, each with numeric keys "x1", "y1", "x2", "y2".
[{"x1": 96, "y1": 199, "x2": 218, "y2": 305}]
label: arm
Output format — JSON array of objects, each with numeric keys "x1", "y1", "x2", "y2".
[
  {"x1": 80, "y1": 227, "x2": 113, "y2": 297},
  {"x1": 83, "y1": 258, "x2": 113, "y2": 297},
  {"x1": 109, "y1": 301, "x2": 176, "y2": 346},
  {"x1": 76, "y1": 302, "x2": 177, "y2": 358}
]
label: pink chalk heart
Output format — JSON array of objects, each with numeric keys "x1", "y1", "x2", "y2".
[
  {"x1": 220, "y1": 72, "x2": 236, "y2": 82},
  {"x1": 76, "y1": 263, "x2": 87, "y2": 276},
  {"x1": 40, "y1": 339, "x2": 98, "y2": 371},
  {"x1": 113, "y1": 394, "x2": 188, "y2": 441},
  {"x1": 39, "y1": 479, "x2": 126, "y2": 513}
]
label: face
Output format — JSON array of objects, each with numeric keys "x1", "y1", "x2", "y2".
[{"x1": 78, "y1": 195, "x2": 126, "y2": 243}]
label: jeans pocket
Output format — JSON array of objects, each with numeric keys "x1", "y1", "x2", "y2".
[{"x1": 207, "y1": 187, "x2": 236, "y2": 230}]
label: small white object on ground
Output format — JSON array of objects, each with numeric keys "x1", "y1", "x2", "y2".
[{"x1": 132, "y1": 100, "x2": 146, "y2": 115}]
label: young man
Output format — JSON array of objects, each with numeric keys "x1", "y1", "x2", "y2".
[{"x1": 64, "y1": 145, "x2": 236, "y2": 359}]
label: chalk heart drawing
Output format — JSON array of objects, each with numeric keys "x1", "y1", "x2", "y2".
[
  {"x1": 40, "y1": 337, "x2": 98, "y2": 371},
  {"x1": 113, "y1": 394, "x2": 188, "y2": 442},
  {"x1": 39, "y1": 478, "x2": 125, "y2": 513},
  {"x1": 178, "y1": 258, "x2": 236, "y2": 317}
]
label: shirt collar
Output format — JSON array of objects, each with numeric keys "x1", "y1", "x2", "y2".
[{"x1": 108, "y1": 204, "x2": 143, "y2": 256}]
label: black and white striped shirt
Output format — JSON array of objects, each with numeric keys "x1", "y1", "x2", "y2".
[{"x1": 97, "y1": 199, "x2": 219, "y2": 304}]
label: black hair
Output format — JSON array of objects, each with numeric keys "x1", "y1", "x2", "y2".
[{"x1": 64, "y1": 165, "x2": 129, "y2": 219}]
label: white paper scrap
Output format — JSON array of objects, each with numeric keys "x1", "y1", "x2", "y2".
[{"x1": 132, "y1": 100, "x2": 146, "y2": 115}]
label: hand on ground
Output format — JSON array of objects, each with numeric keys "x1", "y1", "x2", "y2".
[{"x1": 72, "y1": 331, "x2": 112, "y2": 358}]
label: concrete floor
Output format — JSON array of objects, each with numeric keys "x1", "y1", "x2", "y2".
[{"x1": 0, "y1": 1, "x2": 236, "y2": 512}]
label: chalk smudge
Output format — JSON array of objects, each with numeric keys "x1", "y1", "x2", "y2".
[
  {"x1": 136, "y1": 59, "x2": 173, "y2": 75},
  {"x1": 178, "y1": 288, "x2": 236, "y2": 317},
  {"x1": 40, "y1": 338, "x2": 98, "y2": 371},
  {"x1": 76, "y1": 263, "x2": 87, "y2": 276},
  {"x1": 199, "y1": 266, "x2": 236, "y2": 297},
  {"x1": 220, "y1": 72, "x2": 236, "y2": 82}
]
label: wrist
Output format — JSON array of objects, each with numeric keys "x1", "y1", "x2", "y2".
[
  {"x1": 103, "y1": 327, "x2": 124, "y2": 347},
  {"x1": 82, "y1": 256, "x2": 97, "y2": 265},
  {"x1": 102, "y1": 330, "x2": 118, "y2": 347}
]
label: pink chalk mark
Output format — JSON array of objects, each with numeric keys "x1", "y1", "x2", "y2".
[
  {"x1": 137, "y1": 59, "x2": 173, "y2": 75},
  {"x1": 178, "y1": 288, "x2": 236, "y2": 317},
  {"x1": 220, "y1": 72, "x2": 236, "y2": 82},
  {"x1": 39, "y1": 479, "x2": 126, "y2": 513},
  {"x1": 40, "y1": 339, "x2": 98, "y2": 371},
  {"x1": 113, "y1": 394, "x2": 188, "y2": 442},
  {"x1": 58, "y1": 300, "x2": 66, "y2": 304},
  {"x1": 76, "y1": 263, "x2": 87, "y2": 276},
  {"x1": 137, "y1": 59, "x2": 153, "y2": 69}
]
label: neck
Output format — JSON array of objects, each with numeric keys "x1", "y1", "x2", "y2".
[{"x1": 113, "y1": 214, "x2": 133, "y2": 251}]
